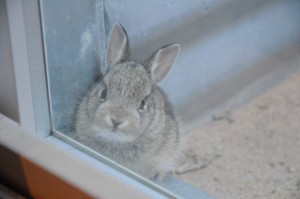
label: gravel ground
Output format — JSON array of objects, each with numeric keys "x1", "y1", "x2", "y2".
[{"x1": 175, "y1": 70, "x2": 300, "y2": 199}]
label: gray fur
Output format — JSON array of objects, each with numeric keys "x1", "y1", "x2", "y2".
[
  {"x1": 75, "y1": 23, "x2": 181, "y2": 179},
  {"x1": 144, "y1": 44, "x2": 180, "y2": 85},
  {"x1": 106, "y1": 23, "x2": 131, "y2": 66}
]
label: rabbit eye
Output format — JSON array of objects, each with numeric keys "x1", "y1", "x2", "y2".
[
  {"x1": 100, "y1": 88, "x2": 107, "y2": 100},
  {"x1": 139, "y1": 100, "x2": 146, "y2": 110}
]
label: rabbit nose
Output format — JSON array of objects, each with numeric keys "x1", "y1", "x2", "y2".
[{"x1": 110, "y1": 117, "x2": 122, "y2": 128}]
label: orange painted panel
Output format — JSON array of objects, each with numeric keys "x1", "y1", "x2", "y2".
[
  {"x1": 20, "y1": 158, "x2": 95, "y2": 199},
  {"x1": 0, "y1": 144, "x2": 96, "y2": 199}
]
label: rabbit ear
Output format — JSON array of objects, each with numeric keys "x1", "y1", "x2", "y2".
[
  {"x1": 144, "y1": 44, "x2": 180, "y2": 85},
  {"x1": 106, "y1": 23, "x2": 131, "y2": 67}
]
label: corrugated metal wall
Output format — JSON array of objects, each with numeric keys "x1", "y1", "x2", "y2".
[{"x1": 41, "y1": 0, "x2": 300, "y2": 131}]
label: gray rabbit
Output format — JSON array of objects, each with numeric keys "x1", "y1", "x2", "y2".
[{"x1": 75, "y1": 23, "x2": 181, "y2": 179}]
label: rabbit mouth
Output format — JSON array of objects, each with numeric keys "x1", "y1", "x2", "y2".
[
  {"x1": 91, "y1": 124, "x2": 136, "y2": 142},
  {"x1": 97, "y1": 129, "x2": 135, "y2": 143},
  {"x1": 110, "y1": 127, "x2": 122, "y2": 133}
]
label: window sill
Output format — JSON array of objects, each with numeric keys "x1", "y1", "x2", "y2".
[{"x1": 0, "y1": 114, "x2": 213, "y2": 199}]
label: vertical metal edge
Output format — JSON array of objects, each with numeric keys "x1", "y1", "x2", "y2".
[
  {"x1": 97, "y1": 0, "x2": 107, "y2": 74},
  {"x1": 38, "y1": 0, "x2": 55, "y2": 133}
]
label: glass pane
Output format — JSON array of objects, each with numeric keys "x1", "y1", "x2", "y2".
[
  {"x1": 40, "y1": 0, "x2": 105, "y2": 133},
  {"x1": 40, "y1": 0, "x2": 300, "y2": 198}
]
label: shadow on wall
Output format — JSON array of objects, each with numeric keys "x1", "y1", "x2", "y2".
[
  {"x1": 129, "y1": 0, "x2": 280, "y2": 61},
  {"x1": 179, "y1": 37, "x2": 300, "y2": 132}
]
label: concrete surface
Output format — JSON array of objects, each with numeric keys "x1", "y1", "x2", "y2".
[{"x1": 176, "y1": 70, "x2": 300, "y2": 199}]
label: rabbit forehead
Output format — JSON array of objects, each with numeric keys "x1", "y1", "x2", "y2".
[{"x1": 104, "y1": 62, "x2": 152, "y2": 102}]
